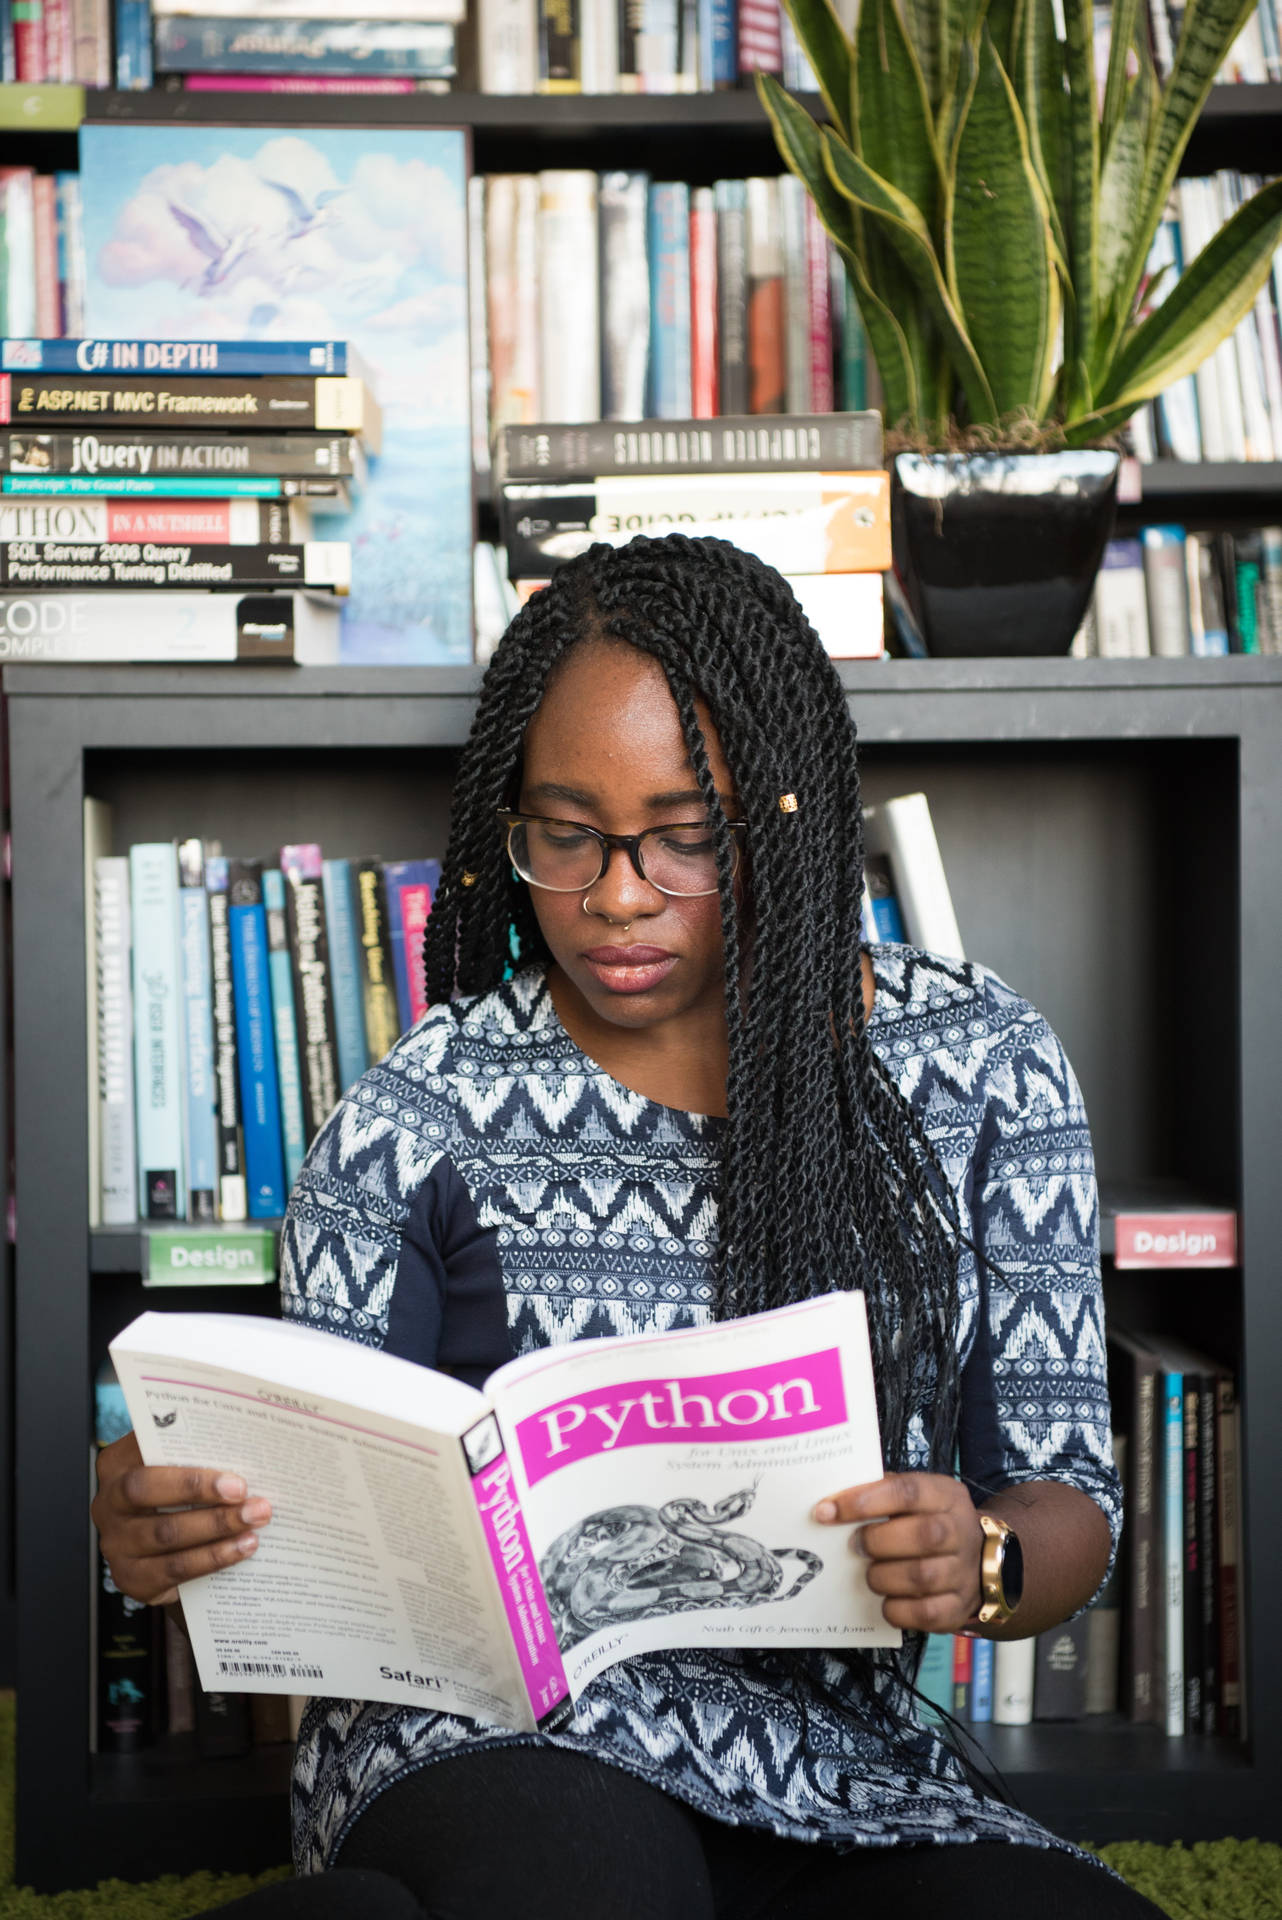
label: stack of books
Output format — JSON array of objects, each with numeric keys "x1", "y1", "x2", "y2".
[
  {"x1": 87, "y1": 812, "x2": 439, "y2": 1226},
  {"x1": 478, "y1": 172, "x2": 871, "y2": 467},
  {"x1": 494, "y1": 408, "x2": 891, "y2": 660},
  {"x1": 1, "y1": 336, "x2": 375, "y2": 664},
  {"x1": 1076, "y1": 526, "x2": 1282, "y2": 658}
]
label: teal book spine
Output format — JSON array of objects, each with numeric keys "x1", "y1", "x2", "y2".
[
  {"x1": 915, "y1": 1633, "x2": 954, "y2": 1724},
  {"x1": 262, "y1": 867, "x2": 307, "y2": 1191},
  {"x1": 322, "y1": 857, "x2": 368, "y2": 1093},
  {"x1": 129, "y1": 841, "x2": 186, "y2": 1220},
  {"x1": 1161, "y1": 1366, "x2": 1186, "y2": 1736}
]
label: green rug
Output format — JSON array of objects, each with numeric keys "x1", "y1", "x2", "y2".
[{"x1": 1, "y1": 1694, "x2": 1279, "y2": 1917}]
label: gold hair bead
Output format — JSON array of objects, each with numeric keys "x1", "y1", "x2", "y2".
[
  {"x1": 461, "y1": 871, "x2": 478, "y2": 888},
  {"x1": 778, "y1": 793, "x2": 799, "y2": 814}
]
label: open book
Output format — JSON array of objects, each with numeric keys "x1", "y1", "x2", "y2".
[{"x1": 110, "y1": 1291, "x2": 898, "y2": 1734}]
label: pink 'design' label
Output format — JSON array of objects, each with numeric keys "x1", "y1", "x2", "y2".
[
  {"x1": 515, "y1": 1346, "x2": 848, "y2": 1488},
  {"x1": 472, "y1": 1450, "x2": 569, "y2": 1725},
  {"x1": 1113, "y1": 1211, "x2": 1238, "y2": 1269}
]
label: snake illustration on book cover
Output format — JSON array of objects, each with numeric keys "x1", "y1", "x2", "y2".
[{"x1": 540, "y1": 1487, "x2": 824, "y2": 1651}]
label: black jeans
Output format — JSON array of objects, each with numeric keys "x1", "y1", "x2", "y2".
[{"x1": 203, "y1": 1745, "x2": 1165, "y2": 1917}]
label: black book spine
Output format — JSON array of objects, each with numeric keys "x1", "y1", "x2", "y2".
[
  {"x1": 1033, "y1": 1616, "x2": 1090, "y2": 1720},
  {"x1": 538, "y1": 0, "x2": 579, "y2": 82},
  {"x1": 353, "y1": 858, "x2": 400, "y2": 1064},
  {"x1": 281, "y1": 849, "x2": 340, "y2": 1144},
  {"x1": 1182, "y1": 1378, "x2": 1204, "y2": 1733},
  {"x1": 716, "y1": 197, "x2": 749, "y2": 417},
  {"x1": 206, "y1": 860, "x2": 247, "y2": 1221},
  {"x1": 4, "y1": 374, "x2": 351, "y2": 432},
  {"x1": 499, "y1": 411, "x2": 883, "y2": 480},
  {"x1": 1198, "y1": 1373, "x2": 1220, "y2": 1735},
  {"x1": 2, "y1": 428, "x2": 362, "y2": 478},
  {"x1": 0, "y1": 542, "x2": 341, "y2": 590},
  {"x1": 194, "y1": 1687, "x2": 253, "y2": 1759}
]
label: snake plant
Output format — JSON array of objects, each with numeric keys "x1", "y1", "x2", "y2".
[{"x1": 758, "y1": 0, "x2": 1282, "y2": 446}]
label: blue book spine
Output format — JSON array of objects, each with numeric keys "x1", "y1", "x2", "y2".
[
  {"x1": 696, "y1": 0, "x2": 734, "y2": 86},
  {"x1": 322, "y1": 858, "x2": 368, "y2": 1093},
  {"x1": 969, "y1": 1637, "x2": 994, "y2": 1723},
  {"x1": 1, "y1": 338, "x2": 360, "y2": 376},
  {"x1": 0, "y1": 0, "x2": 13, "y2": 82},
  {"x1": 177, "y1": 848, "x2": 218, "y2": 1222},
  {"x1": 915, "y1": 1634, "x2": 954, "y2": 1724},
  {"x1": 4, "y1": 474, "x2": 288, "y2": 499},
  {"x1": 381, "y1": 858, "x2": 438, "y2": 1034},
  {"x1": 262, "y1": 868, "x2": 308, "y2": 1192},
  {"x1": 228, "y1": 861, "x2": 286, "y2": 1220},
  {"x1": 1161, "y1": 1368, "x2": 1186, "y2": 1736},
  {"x1": 129, "y1": 843, "x2": 186, "y2": 1221},
  {"x1": 136, "y1": 0, "x2": 154, "y2": 83},
  {"x1": 647, "y1": 183, "x2": 692, "y2": 421}
]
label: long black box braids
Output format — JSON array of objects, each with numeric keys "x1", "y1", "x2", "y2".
[{"x1": 423, "y1": 533, "x2": 965, "y2": 1483}]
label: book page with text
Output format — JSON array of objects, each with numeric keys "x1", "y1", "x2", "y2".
[{"x1": 110, "y1": 1313, "x2": 537, "y2": 1727}]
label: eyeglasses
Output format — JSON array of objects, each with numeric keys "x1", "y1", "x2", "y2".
[{"x1": 498, "y1": 809, "x2": 746, "y2": 898}]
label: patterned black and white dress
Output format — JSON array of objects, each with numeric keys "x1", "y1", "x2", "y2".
[{"x1": 283, "y1": 947, "x2": 1121, "y2": 1874}]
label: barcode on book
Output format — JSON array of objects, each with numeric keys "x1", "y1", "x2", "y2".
[{"x1": 217, "y1": 1660, "x2": 324, "y2": 1680}]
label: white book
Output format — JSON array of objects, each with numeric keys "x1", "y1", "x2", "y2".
[
  {"x1": 111, "y1": 1292, "x2": 897, "y2": 1724},
  {"x1": 580, "y1": 0, "x2": 618, "y2": 90},
  {"x1": 538, "y1": 173, "x2": 601, "y2": 424},
  {"x1": 468, "y1": 176, "x2": 491, "y2": 476},
  {"x1": 779, "y1": 174, "x2": 812, "y2": 415},
  {"x1": 598, "y1": 170, "x2": 652, "y2": 422},
  {"x1": 129, "y1": 843, "x2": 186, "y2": 1222},
  {"x1": 1, "y1": 172, "x2": 36, "y2": 338},
  {"x1": 486, "y1": 176, "x2": 541, "y2": 440},
  {"x1": 1251, "y1": 281, "x2": 1282, "y2": 456},
  {"x1": 477, "y1": 0, "x2": 538, "y2": 88},
  {"x1": 152, "y1": 0, "x2": 467, "y2": 14},
  {"x1": 94, "y1": 850, "x2": 139, "y2": 1227},
  {"x1": 1220, "y1": 8, "x2": 1268, "y2": 79},
  {"x1": 85, "y1": 798, "x2": 113, "y2": 1229},
  {"x1": 1141, "y1": 525, "x2": 1190, "y2": 657},
  {"x1": 1177, "y1": 181, "x2": 1226, "y2": 461},
  {"x1": 1221, "y1": 174, "x2": 1273, "y2": 461},
  {"x1": 788, "y1": 571, "x2": 883, "y2": 659},
  {"x1": 992, "y1": 1636, "x2": 1036, "y2": 1725},
  {"x1": 1205, "y1": 179, "x2": 1247, "y2": 463},
  {"x1": 1094, "y1": 538, "x2": 1150, "y2": 657},
  {"x1": 0, "y1": 591, "x2": 340, "y2": 664},
  {"x1": 863, "y1": 793, "x2": 964, "y2": 960}
]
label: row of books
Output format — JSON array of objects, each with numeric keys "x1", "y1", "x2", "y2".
[
  {"x1": 1144, "y1": 0, "x2": 1282, "y2": 84},
  {"x1": 1077, "y1": 527, "x2": 1282, "y2": 659},
  {"x1": 87, "y1": 819, "x2": 440, "y2": 1227},
  {"x1": 477, "y1": 171, "x2": 871, "y2": 459},
  {"x1": 918, "y1": 1603, "x2": 1123, "y2": 1728},
  {"x1": 1130, "y1": 175, "x2": 1282, "y2": 467},
  {"x1": 0, "y1": 172, "x2": 83, "y2": 342}
]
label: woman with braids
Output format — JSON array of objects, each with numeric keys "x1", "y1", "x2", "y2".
[{"x1": 94, "y1": 534, "x2": 1158, "y2": 1920}]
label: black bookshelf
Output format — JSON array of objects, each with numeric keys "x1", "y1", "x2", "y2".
[{"x1": 6, "y1": 658, "x2": 1281, "y2": 1887}]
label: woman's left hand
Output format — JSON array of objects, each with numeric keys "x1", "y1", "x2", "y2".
[{"x1": 813, "y1": 1473, "x2": 984, "y2": 1635}]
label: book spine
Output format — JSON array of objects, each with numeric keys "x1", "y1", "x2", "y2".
[
  {"x1": 746, "y1": 177, "x2": 785, "y2": 415},
  {"x1": 165, "y1": 1611, "x2": 196, "y2": 1736},
  {"x1": 280, "y1": 843, "x2": 339, "y2": 1149},
  {"x1": 804, "y1": 199, "x2": 835, "y2": 415},
  {"x1": 468, "y1": 176, "x2": 490, "y2": 479},
  {"x1": 1095, "y1": 538, "x2": 1150, "y2": 658},
  {"x1": 914, "y1": 1632, "x2": 953, "y2": 1721},
  {"x1": 951, "y1": 1632, "x2": 972, "y2": 1718},
  {"x1": 696, "y1": 0, "x2": 733, "y2": 85},
  {"x1": 96, "y1": 1364, "x2": 159, "y2": 1749},
  {"x1": 194, "y1": 1687, "x2": 252, "y2": 1758},
  {"x1": 31, "y1": 177, "x2": 60, "y2": 339},
  {"x1": 500, "y1": 409, "x2": 882, "y2": 480},
  {"x1": 381, "y1": 860, "x2": 423, "y2": 1034},
  {"x1": 153, "y1": 14, "x2": 455, "y2": 72},
  {"x1": 180, "y1": 69, "x2": 427, "y2": 86},
  {"x1": 0, "y1": 429, "x2": 365, "y2": 478},
  {"x1": 466, "y1": 1437, "x2": 571, "y2": 1730},
  {"x1": 1161, "y1": 1367, "x2": 1185, "y2": 1736},
  {"x1": 178, "y1": 847, "x2": 218, "y2": 1223},
  {"x1": 262, "y1": 867, "x2": 308, "y2": 1192},
  {"x1": 0, "y1": 591, "x2": 339, "y2": 664},
  {"x1": 0, "y1": 540, "x2": 348, "y2": 590},
  {"x1": 647, "y1": 182, "x2": 692, "y2": 420},
  {"x1": 354, "y1": 859, "x2": 401, "y2": 1063},
  {"x1": 779, "y1": 174, "x2": 811, "y2": 415},
  {"x1": 867, "y1": 792, "x2": 965, "y2": 961},
  {"x1": 1, "y1": 338, "x2": 365, "y2": 377},
  {"x1": 1216, "y1": 1375, "x2": 1242, "y2": 1737},
  {"x1": 56, "y1": 175, "x2": 86, "y2": 337},
  {"x1": 1033, "y1": 1617, "x2": 1090, "y2": 1720},
  {"x1": 321, "y1": 858, "x2": 370, "y2": 1092},
  {"x1": 969, "y1": 1635, "x2": 994, "y2": 1723},
  {"x1": 5, "y1": 473, "x2": 354, "y2": 506},
  {"x1": 95, "y1": 856, "x2": 138, "y2": 1226},
  {"x1": 832, "y1": 255, "x2": 868, "y2": 411},
  {"x1": 537, "y1": 171, "x2": 600, "y2": 423},
  {"x1": 13, "y1": 0, "x2": 47, "y2": 78},
  {"x1": 477, "y1": 0, "x2": 537, "y2": 88},
  {"x1": 1, "y1": 171, "x2": 37, "y2": 336},
  {"x1": 205, "y1": 858, "x2": 247, "y2": 1222},
  {"x1": 714, "y1": 179, "x2": 749, "y2": 419},
  {"x1": 736, "y1": 0, "x2": 779, "y2": 73},
  {"x1": 0, "y1": 372, "x2": 376, "y2": 436},
  {"x1": 1197, "y1": 1373, "x2": 1219, "y2": 1736},
  {"x1": 991, "y1": 1637, "x2": 1036, "y2": 1725},
  {"x1": 129, "y1": 843, "x2": 186, "y2": 1222},
  {"x1": 401, "y1": 883, "x2": 433, "y2": 1028},
  {"x1": 598, "y1": 170, "x2": 652, "y2": 423},
  {"x1": 0, "y1": 496, "x2": 309, "y2": 544},
  {"x1": 1127, "y1": 1356, "x2": 1157, "y2": 1722},
  {"x1": 485, "y1": 174, "x2": 541, "y2": 438},
  {"x1": 227, "y1": 859, "x2": 287, "y2": 1220},
  {"x1": 538, "y1": 0, "x2": 579, "y2": 87},
  {"x1": 689, "y1": 186, "x2": 719, "y2": 421},
  {"x1": 1181, "y1": 1376, "x2": 1203, "y2": 1734},
  {"x1": 1085, "y1": 1434, "x2": 1125, "y2": 1714},
  {"x1": 1140, "y1": 524, "x2": 1190, "y2": 658}
]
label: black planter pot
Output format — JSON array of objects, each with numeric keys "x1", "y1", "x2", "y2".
[{"x1": 890, "y1": 449, "x2": 1121, "y2": 658}]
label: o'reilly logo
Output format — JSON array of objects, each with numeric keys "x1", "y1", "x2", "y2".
[{"x1": 145, "y1": 1229, "x2": 275, "y2": 1288}]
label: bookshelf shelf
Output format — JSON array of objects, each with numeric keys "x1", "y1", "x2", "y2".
[{"x1": 8, "y1": 665, "x2": 1281, "y2": 1886}]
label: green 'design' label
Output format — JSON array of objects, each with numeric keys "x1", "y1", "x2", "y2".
[{"x1": 145, "y1": 1229, "x2": 276, "y2": 1287}]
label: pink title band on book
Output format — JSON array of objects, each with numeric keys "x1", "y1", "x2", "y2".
[{"x1": 515, "y1": 1347, "x2": 848, "y2": 1488}]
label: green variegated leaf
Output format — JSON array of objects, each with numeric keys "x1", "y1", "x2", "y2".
[
  {"x1": 822, "y1": 127, "x2": 998, "y2": 421},
  {"x1": 1015, "y1": 0, "x2": 1069, "y2": 263},
  {"x1": 985, "y1": 0, "x2": 1018, "y2": 68},
  {"x1": 780, "y1": 0, "x2": 853, "y2": 140},
  {"x1": 1100, "y1": 0, "x2": 1139, "y2": 154},
  {"x1": 1138, "y1": 0, "x2": 1259, "y2": 245},
  {"x1": 1093, "y1": 174, "x2": 1282, "y2": 412},
  {"x1": 860, "y1": 226, "x2": 935, "y2": 430},
  {"x1": 1063, "y1": 0, "x2": 1100, "y2": 374},
  {"x1": 853, "y1": 0, "x2": 943, "y2": 234},
  {"x1": 1094, "y1": 39, "x2": 1156, "y2": 370},
  {"x1": 757, "y1": 73, "x2": 919, "y2": 426},
  {"x1": 947, "y1": 24, "x2": 1060, "y2": 419}
]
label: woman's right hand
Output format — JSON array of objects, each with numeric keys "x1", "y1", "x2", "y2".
[{"x1": 91, "y1": 1430, "x2": 272, "y2": 1606}]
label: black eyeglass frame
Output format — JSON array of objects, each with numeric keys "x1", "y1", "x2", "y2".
[{"x1": 497, "y1": 808, "x2": 747, "y2": 898}]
